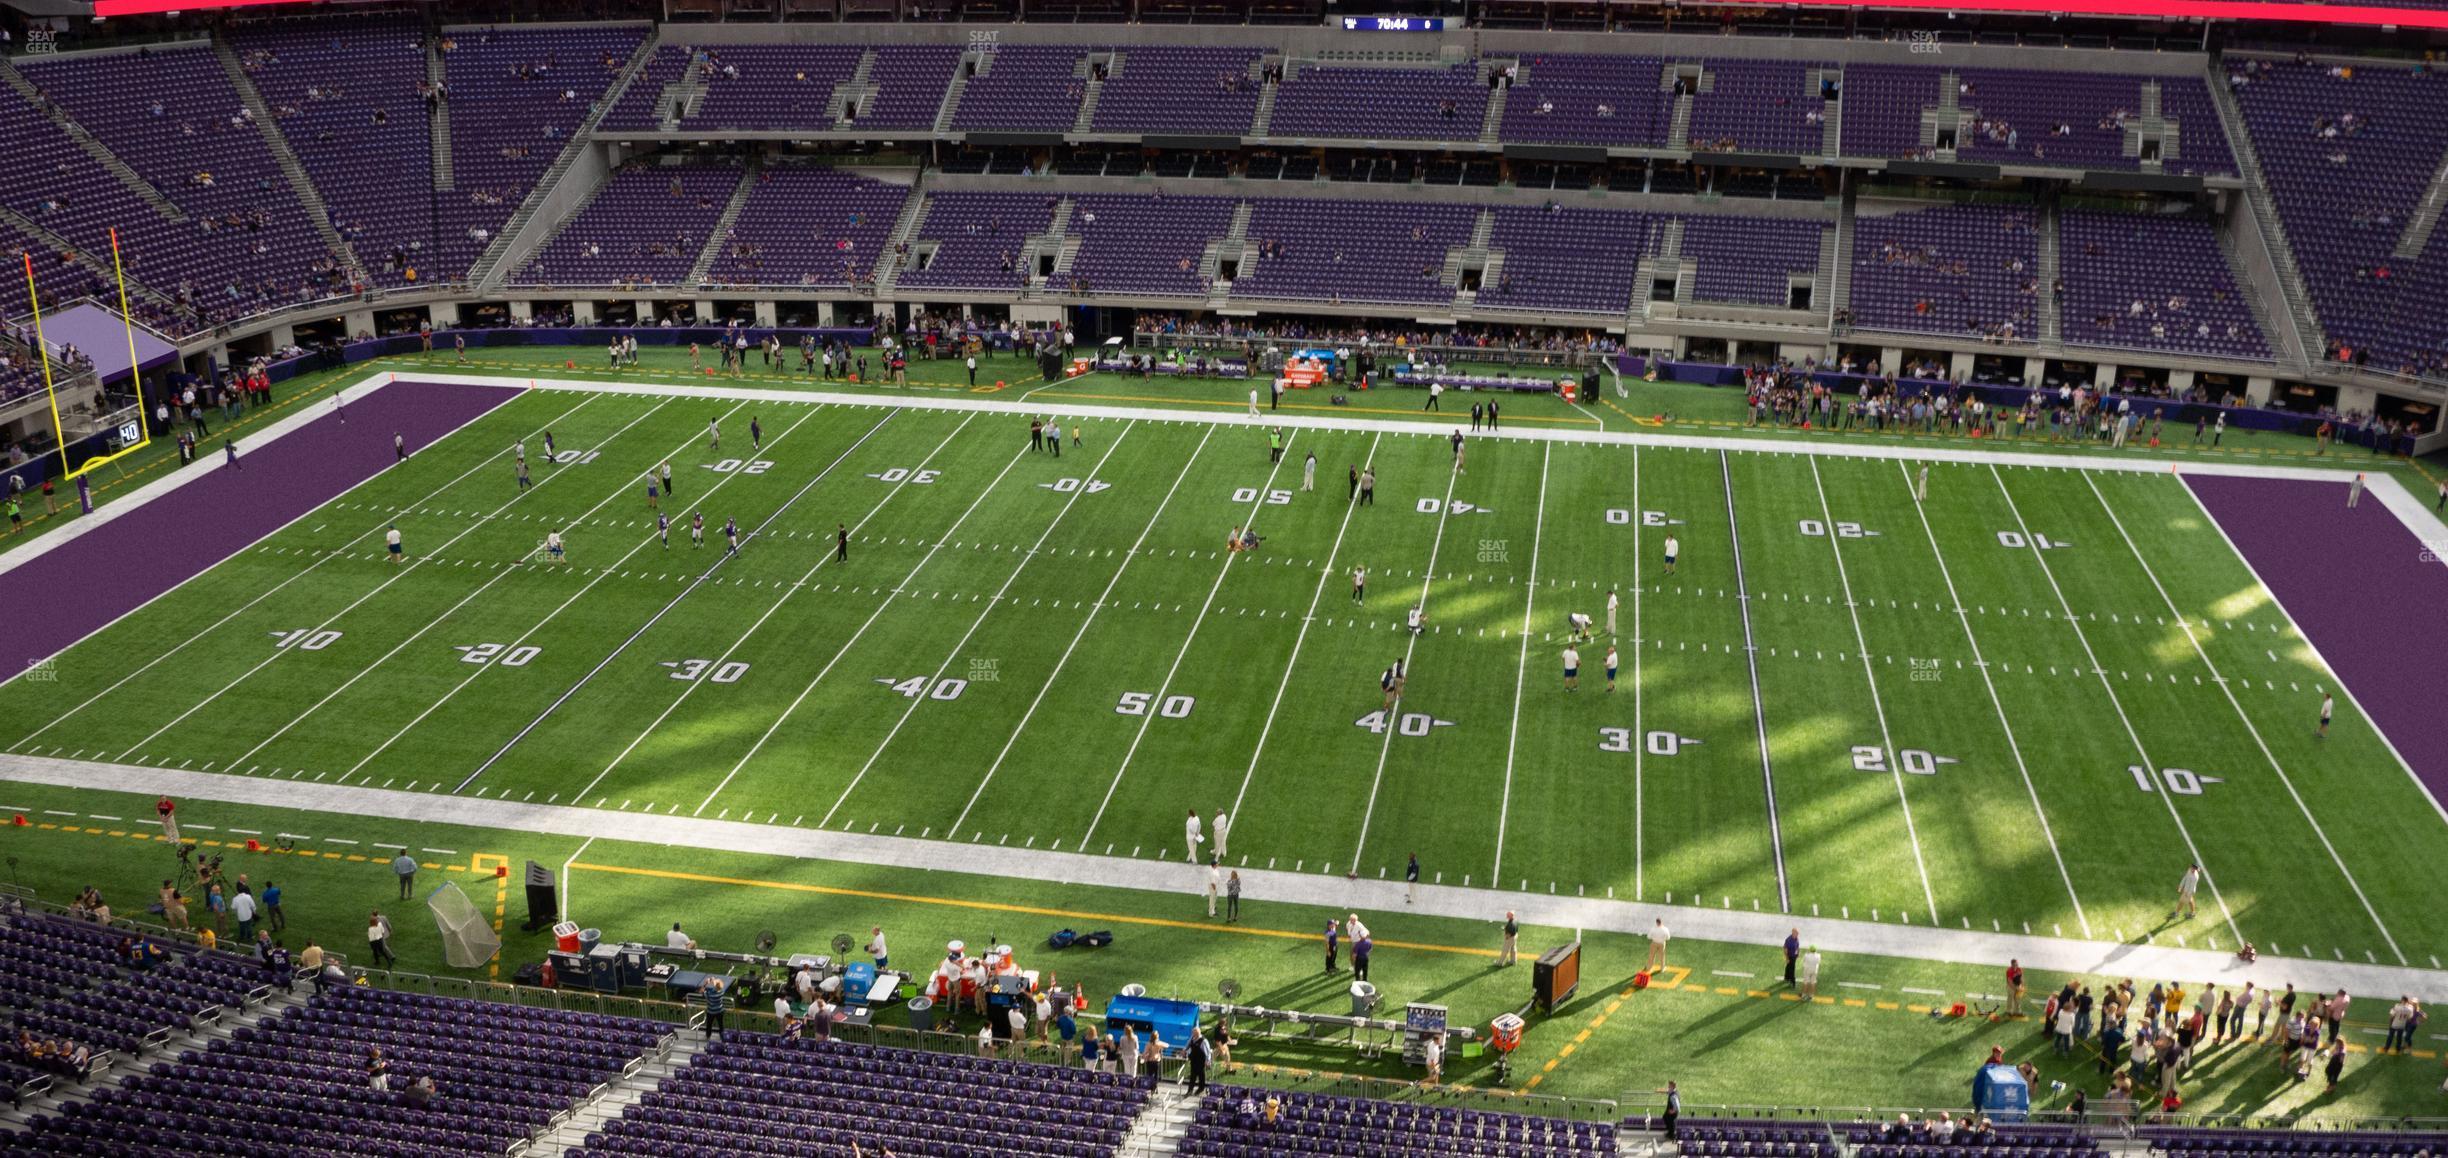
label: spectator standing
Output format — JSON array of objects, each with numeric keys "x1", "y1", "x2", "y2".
[
  {"x1": 1646, "y1": 919, "x2": 1670, "y2": 972},
  {"x1": 1798, "y1": 946, "x2": 1823, "y2": 1000},
  {"x1": 1186, "y1": 1027, "x2": 1211, "y2": 1091},
  {"x1": 229, "y1": 886, "x2": 258, "y2": 942},
  {"x1": 366, "y1": 910, "x2": 396, "y2": 967},
  {"x1": 392, "y1": 851, "x2": 418, "y2": 899},
  {"x1": 867, "y1": 926, "x2": 889, "y2": 970},
  {"x1": 261, "y1": 880, "x2": 284, "y2": 932},
  {"x1": 1660, "y1": 1081, "x2": 1682, "y2": 1140},
  {"x1": 1352, "y1": 930, "x2": 1373, "y2": 982},
  {"x1": 1225, "y1": 871, "x2": 1241, "y2": 924},
  {"x1": 1324, "y1": 919, "x2": 1341, "y2": 973},
  {"x1": 701, "y1": 977, "x2": 728, "y2": 1039},
  {"x1": 1498, "y1": 910, "x2": 1518, "y2": 967},
  {"x1": 1405, "y1": 853, "x2": 1420, "y2": 904},
  {"x1": 1782, "y1": 928, "x2": 1801, "y2": 986}
]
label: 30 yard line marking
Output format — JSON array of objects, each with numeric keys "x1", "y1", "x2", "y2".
[
  {"x1": 1489, "y1": 441, "x2": 1551, "y2": 887},
  {"x1": 576, "y1": 412, "x2": 975, "y2": 810},
  {"x1": 1723, "y1": 451, "x2": 1790, "y2": 914},
  {"x1": 949, "y1": 425, "x2": 1216, "y2": 838},
  {"x1": 2085, "y1": 473, "x2": 2401, "y2": 964},
  {"x1": 110, "y1": 396, "x2": 662, "y2": 764},
  {"x1": 1079, "y1": 428, "x2": 1305, "y2": 849},
  {"x1": 1989, "y1": 464, "x2": 2241, "y2": 945},
  {"x1": 1810, "y1": 457, "x2": 1938, "y2": 926},
  {"x1": 818, "y1": 422, "x2": 1140, "y2": 827},
  {"x1": 1898, "y1": 461, "x2": 2089, "y2": 938},
  {"x1": 1349, "y1": 446, "x2": 1464, "y2": 869},
  {"x1": 690, "y1": 438, "x2": 1041, "y2": 815},
  {"x1": 1226, "y1": 431, "x2": 1386, "y2": 829}
]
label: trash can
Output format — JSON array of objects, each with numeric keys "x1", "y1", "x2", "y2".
[
  {"x1": 578, "y1": 928, "x2": 602, "y2": 954},
  {"x1": 1350, "y1": 981, "x2": 1379, "y2": 1017},
  {"x1": 908, "y1": 996, "x2": 936, "y2": 1033}
]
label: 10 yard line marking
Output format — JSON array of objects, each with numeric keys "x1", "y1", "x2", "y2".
[
  {"x1": 1899, "y1": 461, "x2": 2089, "y2": 939},
  {"x1": 1810, "y1": 457, "x2": 1937, "y2": 926},
  {"x1": 1080, "y1": 428, "x2": 1305, "y2": 849},
  {"x1": 219, "y1": 398, "x2": 676, "y2": 773},
  {"x1": 1225, "y1": 431, "x2": 1386, "y2": 829},
  {"x1": 817, "y1": 423, "x2": 1140, "y2": 827},
  {"x1": 2085, "y1": 472, "x2": 2401, "y2": 964},
  {"x1": 1989, "y1": 463, "x2": 2242, "y2": 946},
  {"x1": 949, "y1": 425, "x2": 1216, "y2": 839},
  {"x1": 1488, "y1": 441, "x2": 1551, "y2": 887},
  {"x1": 576, "y1": 413, "x2": 975, "y2": 811},
  {"x1": 1349, "y1": 449, "x2": 1463, "y2": 870},
  {"x1": 112, "y1": 397, "x2": 664, "y2": 764},
  {"x1": 690, "y1": 438, "x2": 1042, "y2": 815},
  {"x1": 1722, "y1": 451, "x2": 1790, "y2": 914}
]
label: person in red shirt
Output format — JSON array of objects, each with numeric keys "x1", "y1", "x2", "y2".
[
  {"x1": 2006, "y1": 960, "x2": 2025, "y2": 1015},
  {"x1": 156, "y1": 796, "x2": 179, "y2": 844}
]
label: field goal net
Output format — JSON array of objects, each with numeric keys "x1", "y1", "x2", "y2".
[{"x1": 425, "y1": 882, "x2": 501, "y2": 968}]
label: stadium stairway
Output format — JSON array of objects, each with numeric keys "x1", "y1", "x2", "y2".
[
  {"x1": 2391, "y1": 146, "x2": 2448, "y2": 261},
  {"x1": 872, "y1": 181, "x2": 934, "y2": 299},
  {"x1": 0, "y1": 57, "x2": 187, "y2": 224},
  {"x1": 212, "y1": 31, "x2": 371, "y2": 289},
  {"x1": 933, "y1": 55, "x2": 971, "y2": 135},
  {"x1": 428, "y1": 36, "x2": 454, "y2": 194},
  {"x1": 2037, "y1": 193, "x2": 2064, "y2": 345},
  {"x1": 828, "y1": 48, "x2": 879, "y2": 128},
  {"x1": 1073, "y1": 52, "x2": 1108, "y2": 135},
  {"x1": 1249, "y1": 58, "x2": 1279, "y2": 136},
  {"x1": 2204, "y1": 62, "x2": 2327, "y2": 368},
  {"x1": 467, "y1": 35, "x2": 658, "y2": 293},
  {"x1": 1119, "y1": 1086, "x2": 1204, "y2": 1157},
  {"x1": 685, "y1": 159, "x2": 764, "y2": 289},
  {"x1": 519, "y1": 1031, "x2": 705, "y2": 1156}
]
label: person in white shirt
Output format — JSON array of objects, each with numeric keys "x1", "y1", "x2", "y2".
[
  {"x1": 1916, "y1": 464, "x2": 1930, "y2": 502},
  {"x1": 1562, "y1": 645, "x2": 1581, "y2": 692},
  {"x1": 2174, "y1": 863, "x2": 2201, "y2": 919},
  {"x1": 544, "y1": 529, "x2": 565, "y2": 563},
  {"x1": 1184, "y1": 809, "x2": 1204, "y2": 863},
  {"x1": 1797, "y1": 946, "x2": 1823, "y2": 999},
  {"x1": 385, "y1": 525, "x2": 404, "y2": 564},
  {"x1": 1205, "y1": 864, "x2": 1220, "y2": 918},
  {"x1": 1606, "y1": 589, "x2": 1619, "y2": 636},
  {"x1": 866, "y1": 926, "x2": 888, "y2": 971},
  {"x1": 1407, "y1": 605, "x2": 1426, "y2": 634},
  {"x1": 2318, "y1": 692, "x2": 2334, "y2": 738},
  {"x1": 1646, "y1": 918, "x2": 1670, "y2": 970},
  {"x1": 666, "y1": 923, "x2": 696, "y2": 950},
  {"x1": 1211, "y1": 809, "x2": 1230, "y2": 859},
  {"x1": 1302, "y1": 452, "x2": 1316, "y2": 492},
  {"x1": 1662, "y1": 534, "x2": 1680, "y2": 576},
  {"x1": 1567, "y1": 612, "x2": 1593, "y2": 642}
]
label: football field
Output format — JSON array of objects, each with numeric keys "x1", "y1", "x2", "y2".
[{"x1": 5, "y1": 375, "x2": 2442, "y2": 972}]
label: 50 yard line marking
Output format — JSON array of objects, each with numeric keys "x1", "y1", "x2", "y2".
[
  {"x1": 1899, "y1": 462, "x2": 2089, "y2": 938},
  {"x1": 1722, "y1": 451, "x2": 1790, "y2": 914},
  {"x1": 815, "y1": 422, "x2": 1141, "y2": 828},
  {"x1": 687, "y1": 438, "x2": 1041, "y2": 815},
  {"x1": 1809, "y1": 456, "x2": 1938, "y2": 926},
  {"x1": 1225, "y1": 431, "x2": 1385, "y2": 830},
  {"x1": 1989, "y1": 463, "x2": 2242, "y2": 945},
  {"x1": 1079, "y1": 428, "x2": 1305, "y2": 850},
  {"x1": 1349, "y1": 448, "x2": 1463, "y2": 870},
  {"x1": 16, "y1": 391, "x2": 605, "y2": 747},
  {"x1": 2086, "y1": 472, "x2": 2401, "y2": 964},
  {"x1": 948, "y1": 425, "x2": 1217, "y2": 840},
  {"x1": 1488, "y1": 441, "x2": 1551, "y2": 887},
  {"x1": 571, "y1": 413, "x2": 976, "y2": 810}
]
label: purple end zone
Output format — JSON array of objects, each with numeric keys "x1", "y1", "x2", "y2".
[
  {"x1": 2184, "y1": 473, "x2": 2448, "y2": 807},
  {"x1": 1, "y1": 379, "x2": 519, "y2": 672}
]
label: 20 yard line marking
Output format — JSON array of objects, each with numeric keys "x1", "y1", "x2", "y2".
[
  {"x1": 458, "y1": 406, "x2": 886, "y2": 794},
  {"x1": 818, "y1": 423, "x2": 1140, "y2": 827},
  {"x1": 1989, "y1": 464, "x2": 2242, "y2": 946},
  {"x1": 1899, "y1": 462, "x2": 2089, "y2": 939},
  {"x1": 572, "y1": 414, "x2": 976, "y2": 809},
  {"x1": 1348, "y1": 448, "x2": 1463, "y2": 869},
  {"x1": 1723, "y1": 451, "x2": 1790, "y2": 914},
  {"x1": 1488, "y1": 441, "x2": 1551, "y2": 887},
  {"x1": 1809, "y1": 457, "x2": 1937, "y2": 926},
  {"x1": 950, "y1": 425, "x2": 1216, "y2": 839},
  {"x1": 2085, "y1": 473, "x2": 2401, "y2": 964}
]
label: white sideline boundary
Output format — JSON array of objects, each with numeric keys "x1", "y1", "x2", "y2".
[{"x1": 10, "y1": 752, "x2": 2448, "y2": 998}]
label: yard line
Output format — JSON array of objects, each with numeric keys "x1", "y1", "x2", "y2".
[
  {"x1": 1721, "y1": 451, "x2": 1790, "y2": 914},
  {"x1": 17, "y1": 392, "x2": 605, "y2": 747},
  {"x1": 217, "y1": 398, "x2": 679, "y2": 772},
  {"x1": 1225, "y1": 432, "x2": 1385, "y2": 827},
  {"x1": 574, "y1": 414, "x2": 976, "y2": 810},
  {"x1": 1348, "y1": 452, "x2": 1464, "y2": 870},
  {"x1": 455, "y1": 407, "x2": 889, "y2": 793},
  {"x1": 947, "y1": 425, "x2": 1216, "y2": 838},
  {"x1": 323, "y1": 399, "x2": 762, "y2": 783},
  {"x1": 1631, "y1": 446, "x2": 1645, "y2": 900},
  {"x1": 688, "y1": 439, "x2": 1040, "y2": 815},
  {"x1": 1488, "y1": 441, "x2": 1551, "y2": 887},
  {"x1": 1079, "y1": 429, "x2": 1306, "y2": 849},
  {"x1": 1808, "y1": 457, "x2": 1938, "y2": 926},
  {"x1": 114, "y1": 397, "x2": 670, "y2": 763},
  {"x1": 1897, "y1": 461, "x2": 2089, "y2": 938},
  {"x1": 2083, "y1": 473, "x2": 2402, "y2": 964},
  {"x1": 1988, "y1": 464, "x2": 2242, "y2": 945},
  {"x1": 815, "y1": 424, "x2": 1140, "y2": 827}
]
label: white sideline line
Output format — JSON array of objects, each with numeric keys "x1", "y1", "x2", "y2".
[
  {"x1": 1809, "y1": 456, "x2": 1938, "y2": 926},
  {"x1": 817, "y1": 423, "x2": 1140, "y2": 828},
  {"x1": 1632, "y1": 445, "x2": 1645, "y2": 901},
  {"x1": 220, "y1": 398, "x2": 675, "y2": 773},
  {"x1": 340, "y1": 398, "x2": 771, "y2": 785},
  {"x1": 1988, "y1": 463, "x2": 2243, "y2": 946},
  {"x1": 688, "y1": 438, "x2": 1039, "y2": 816},
  {"x1": 576, "y1": 413, "x2": 975, "y2": 813},
  {"x1": 1225, "y1": 432, "x2": 1385, "y2": 830},
  {"x1": 1898, "y1": 461, "x2": 2089, "y2": 939},
  {"x1": 2083, "y1": 472, "x2": 2403, "y2": 965},
  {"x1": 1348, "y1": 446, "x2": 1463, "y2": 869},
  {"x1": 1488, "y1": 441, "x2": 1551, "y2": 887},
  {"x1": 1080, "y1": 427, "x2": 1305, "y2": 850},
  {"x1": 13, "y1": 390, "x2": 597, "y2": 738},
  {"x1": 948, "y1": 424, "x2": 1216, "y2": 839},
  {"x1": 1721, "y1": 451, "x2": 1790, "y2": 914}
]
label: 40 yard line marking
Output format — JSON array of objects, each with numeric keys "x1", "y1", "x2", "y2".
[
  {"x1": 949, "y1": 425, "x2": 1217, "y2": 839},
  {"x1": 689, "y1": 437, "x2": 1042, "y2": 815},
  {"x1": 1899, "y1": 461, "x2": 2089, "y2": 938},
  {"x1": 2086, "y1": 472, "x2": 2401, "y2": 964},
  {"x1": 1723, "y1": 451, "x2": 1790, "y2": 914},
  {"x1": 1810, "y1": 456, "x2": 1938, "y2": 926},
  {"x1": 1990, "y1": 463, "x2": 2242, "y2": 946},
  {"x1": 574, "y1": 413, "x2": 976, "y2": 810},
  {"x1": 1349, "y1": 446, "x2": 1463, "y2": 870},
  {"x1": 1488, "y1": 441, "x2": 1551, "y2": 887},
  {"x1": 817, "y1": 422, "x2": 1141, "y2": 827},
  {"x1": 457, "y1": 405, "x2": 887, "y2": 794}
]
